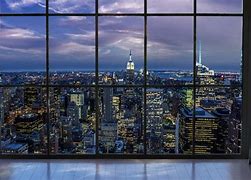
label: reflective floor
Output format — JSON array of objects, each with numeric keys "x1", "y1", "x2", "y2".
[{"x1": 0, "y1": 159, "x2": 250, "y2": 180}]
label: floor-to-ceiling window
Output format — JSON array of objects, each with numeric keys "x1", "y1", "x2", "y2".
[{"x1": 0, "y1": 0, "x2": 245, "y2": 157}]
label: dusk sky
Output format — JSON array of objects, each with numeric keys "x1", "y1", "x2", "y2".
[{"x1": 0, "y1": 0, "x2": 243, "y2": 72}]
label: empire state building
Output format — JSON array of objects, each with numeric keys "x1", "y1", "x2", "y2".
[{"x1": 126, "y1": 50, "x2": 135, "y2": 83}]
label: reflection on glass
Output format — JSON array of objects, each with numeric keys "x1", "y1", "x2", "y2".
[
  {"x1": 0, "y1": 0, "x2": 45, "y2": 13},
  {"x1": 195, "y1": 87, "x2": 242, "y2": 154},
  {"x1": 99, "y1": 16, "x2": 144, "y2": 85},
  {"x1": 0, "y1": 17, "x2": 46, "y2": 85},
  {"x1": 0, "y1": 87, "x2": 47, "y2": 154},
  {"x1": 98, "y1": 87, "x2": 144, "y2": 154},
  {"x1": 99, "y1": 0, "x2": 143, "y2": 13},
  {"x1": 49, "y1": 16, "x2": 95, "y2": 85},
  {"x1": 49, "y1": 0, "x2": 95, "y2": 13},
  {"x1": 147, "y1": 17, "x2": 193, "y2": 85},
  {"x1": 197, "y1": 0, "x2": 242, "y2": 13},
  {"x1": 146, "y1": 87, "x2": 193, "y2": 154},
  {"x1": 196, "y1": 17, "x2": 242, "y2": 85},
  {"x1": 50, "y1": 87, "x2": 96, "y2": 154},
  {"x1": 148, "y1": 0, "x2": 193, "y2": 13}
]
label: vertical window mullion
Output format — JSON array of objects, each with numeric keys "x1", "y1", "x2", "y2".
[
  {"x1": 95, "y1": 0, "x2": 99, "y2": 156},
  {"x1": 46, "y1": 0, "x2": 50, "y2": 156},
  {"x1": 144, "y1": 0, "x2": 147, "y2": 156},
  {"x1": 192, "y1": 0, "x2": 197, "y2": 156}
]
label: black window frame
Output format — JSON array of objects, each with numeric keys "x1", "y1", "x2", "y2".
[{"x1": 0, "y1": 0, "x2": 249, "y2": 159}]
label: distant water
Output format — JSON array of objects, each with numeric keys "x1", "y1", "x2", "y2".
[{"x1": 154, "y1": 71, "x2": 193, "y2": 82}]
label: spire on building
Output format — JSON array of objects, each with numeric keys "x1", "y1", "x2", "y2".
[
  {"x1": 129, "y1": 49, "x2": 132, "y2": 62},
  {"x1": 199, "y1": 41, "x2": 202, "y2": 65},
  {"x1": 127, "y1": 50, "x2": 134, "y2": 71}
]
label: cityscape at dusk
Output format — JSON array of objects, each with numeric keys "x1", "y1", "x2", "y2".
[
  {"x1": 0, "y1": 0, "x2": 243, "y2": 155},
  {"x1": 0, "y1": 50, "x2": 242, "y2": 154}
]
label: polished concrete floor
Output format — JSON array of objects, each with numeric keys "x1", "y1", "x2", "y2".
[{"x1": 0, "y1": 159, "x2": 250, "y2": 180}]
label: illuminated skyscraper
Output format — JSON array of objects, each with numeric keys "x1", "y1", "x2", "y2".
[
  {"x1": 69, "y1": 92, "x2": 84, "y2": 119},
  {"x1": 178, "y1": 107, "x2": 221, "y2": 154},
  {"x1": 126, "y1": 50, "x2": 135, "y2": 84},
  {"x1": 100, "y1": 88, "x2": 117, "y2": 153},
  {"x1": 146, "y1": 88, "x2": 164, "y2": 153},
  {"x1": 196, "y1": 42, "x2": 215, "y2": 80},
  {"x1": 24, "y1": 87, "x2": 40, "y2": 108}
]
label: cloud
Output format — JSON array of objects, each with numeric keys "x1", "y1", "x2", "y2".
[
  {"x1": 49, "y1": 0, "x2": 94, "y2": 13},
  {"x1": 4, "y1": 0, "x2": 45, "y2": 9},
  {"x1": 99, "y1": 0, "x2": 143, "y2": 13},
  {"x1": 99, "y1": 17, "x2": 143, "y2": 54},
  {"x1": 53, "y1": 42, "x2": 94, "y2": 55},
  {"x1": 0, "y1": 20, "x2": 45, "y2": 55},
  {"x1": 3, "y1": 0, "x2": 94, "y2": 13},
  {"x1": 49, "y1": 16, "x2": 95, "y2": 62}
]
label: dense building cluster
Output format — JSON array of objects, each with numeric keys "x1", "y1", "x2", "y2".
[{"x1": 0, "y1": 50, "x2": 242, "y2": 154}]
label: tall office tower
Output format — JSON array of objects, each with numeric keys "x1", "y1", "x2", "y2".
[
  {"x1": 100, "y1": 87, "x2": 117, "y2": 153},
  {"x1": 195, "y1": 43, "x2": 216, "y2": 106},
  {"x1": 103, "y1": 87, "x2": 113, "y2": 122},
  {"x1": 180, "y1": 88, "x2": 193, "y2": 109},
  {"x1": 112, "y1": 96, "x2": 121, "y2": 120},
  {"x1": 69, "y1": 92, "x2": 84, "y2": 119},
  {"x1": 227, "y1": 97, "x2": 242, "y2": 154},
  {"x1": 211, "y1": 108, "x2": 230, "y2": 153},
  {"x1": 196, "y1": 42, "x2": 215, "y2": 79},
  {"x1": 146, "y1": 88, "x2": 164, "y2": 153},
  {"x1": 126, "y1": 50, "x2": 135, "y2": 84},
  {"x1": 24, "y1": 87, "x2": 40, "y2": 108},
  {"x1": 50, "y1": 88, "x2": 61, "y2": 124},
  {"x1": 118, "y1": 88, "x2": 143, "y2": 154},
  {"x1": 178, "y1": 107, "x2": 220, "y2": 154},
  {"x1": 59, "y1": 116, "x2": 73, "y2": 152},
  {"x1": 67, "y1": 102, "x2": 80, "y2": 126}
]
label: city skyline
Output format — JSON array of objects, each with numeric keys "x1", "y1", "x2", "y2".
[
  {"x1": 0, "y1": 0, "x2": 243, "y2": 155},
  {"x1": 0, "y1": 50, "x2": 242, "y2": 154}
]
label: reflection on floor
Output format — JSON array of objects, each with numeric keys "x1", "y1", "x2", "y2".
[{"x1": 0, "y1": 159, "x2": 250, "y2": 180}]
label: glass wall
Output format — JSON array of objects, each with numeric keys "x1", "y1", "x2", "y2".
[{"x1": 0, "y1": 0, "x2": 243, "y2": 156}]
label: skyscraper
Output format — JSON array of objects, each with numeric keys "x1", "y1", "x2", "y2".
[
  {"x1": 178, "y1": 107, "x2": 220, "y2": 154},
  {"x1": 146, "y1": 88, "x2": 164, "y2": 153},
  {"x1": 24, "y1": 87, "x2": 40, "y2": 108},
  {"x1": 126, "y1": 50, "x2": 135, "y2": 84},
  {"x1": 100, "y1": 88, "x2": 117, "y2": 153},
  {"x1": 69, "y1": 92, "x2": 84, "y2": 119}
]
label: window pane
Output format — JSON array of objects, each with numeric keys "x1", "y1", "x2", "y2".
[
  {"x1": 99, "y1": 0, "x2": 143, "y2": 13},
  {"x1": 49, "y1": 16, "x2": 95, "y2": 85},
  {"x1": 49, "y1": 0, "x2": 95, "y2": 13},
  {"x1": 0, "y1": 87, "x2": 47, "y2": 154},
  {"x1": 195, "y1": 87, "x2": 242, "y2": 154},
  {"x1": 0, "y1": 17, "x2": 46, "y2": 85},
  {"x1": 0, "y1": 0, "x2": 45, "y2": 13},
  {"x1": 148, "y1": 17, "x2": 193, "y2": 85},
  {"x1": 196, "y1": 17, "x2": 242, "y2": 85},
  {"x1": 197, "y1": 0, "x2": 243, "y2": 13},
  {"x1": 99, "y1": 16, "x2": 144, "y2": 85},
  {"x1": 147, "y1": 87, "x2": 193, "y2": 154},
  {"x1": 148, "y1": 0, "x2": 193, "y2": 13},
  {"x1": 49, "y1": 87, "x2": 96, "y2": 154},
  {"x1": 98, "y1": 87, "x2": 144, "y2": 154}
]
